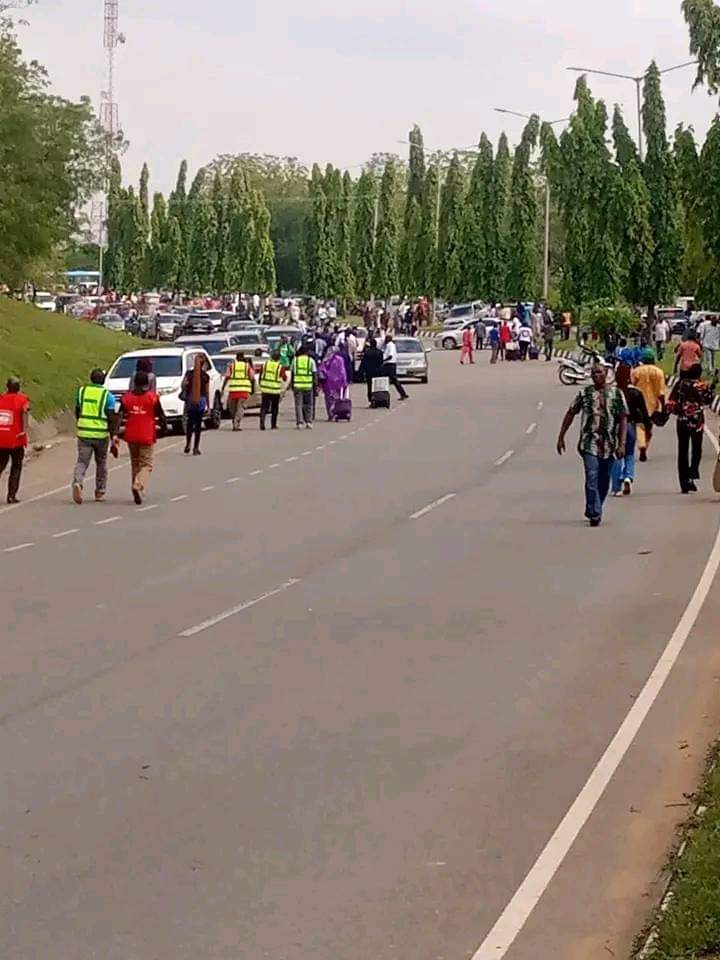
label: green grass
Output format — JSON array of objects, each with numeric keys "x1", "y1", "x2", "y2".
[
  {"x1": 640, "y1": 742, "x2": 720, "y2": 959},
  {"x1": 0, "y1": 298, "x2": 136, "y2": 421}
]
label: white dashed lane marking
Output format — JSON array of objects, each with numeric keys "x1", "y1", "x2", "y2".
[
  {"x1": 526, "y1": 422, "x2": 537, "y2": 435},
  {"x1": 225, "y1": 477, "x2": 239, "y2": 484},
  {"x1": 268, "y1": 463, "x2": 279, "y2": 470},
  {"x1": 285, "y1": 456, "x2": 298, "y2": 463},
  {"x1": 495, "y1": 450, "x2": 515, "y2": 467},
  {"x1": 52, "y1": 528, "x2": 79, "y2": 539},
  {"x1": 249, "y1": 469, "x2": 263, "y2": 476},
  {"x1": 95, "y1": 516, "x2": 121, "y2": 526},
  {"x1": 171, "y1": 495, "x2": 189, "y2": 503},
  {"x1": 3, "y1": 542, "x2": 34, "y2": 553},
  {"x1": 302, "y1": 451, "x2": 312, "y2": 456},
  {"x1": 179, "y1": 578, "x2": 301, "y2": 638},
  {"x1": 201, "y1": 485, "x2": 215, "y2": 492},
  {"x1": 137, "y1": 504, "x2": 158, "y2": 513},
  {"x1": 409, "y1": 493, "x2": 456, "y2": 521}
]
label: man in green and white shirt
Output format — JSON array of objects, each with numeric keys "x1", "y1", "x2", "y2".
[{"x1": 557, "y1": 364, "x2": 628, "y2": 526}]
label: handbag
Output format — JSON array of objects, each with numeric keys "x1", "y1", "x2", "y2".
[{"x1": 651, "y1": 409, "x2": 671, "y2": 427}]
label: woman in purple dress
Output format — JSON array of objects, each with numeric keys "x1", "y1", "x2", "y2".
[{"x1": 319, "y1": 346, "x2": 348, "y2": 421}]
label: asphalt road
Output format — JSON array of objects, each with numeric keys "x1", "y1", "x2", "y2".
[{"x1": 1, "y1": 350, "x2": 719, "y2": 960}]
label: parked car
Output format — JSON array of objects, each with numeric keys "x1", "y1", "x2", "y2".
[
  {"x1": 263, "y1": 326, "x2": 304, "y2": 352},
  {"x1": 97, "y1": 312, "x2": 127, "y2": 333},
  {"x1": 394, "y1": 337, "x2": 430, "y2": 383},
  {"x1": 105, "y1": 347, "x2": 225, "y2": 434},
  {"x1": 174, "y1": 332, "x2": 253, "y2": 354},
  {"x1": 434, "y1": 318, "x2": 478, "y2": 350},
  {"x1": 441, "y1": 301, "x2": 486, "y2": 328},
  {"x1": 182, "y1": 312, "x2": 217, "y2": 334},
  {"x1": 149, "y1": 312, "x2": 182, "y2": 341},
  {"x1": 31, "y1": 291, "x2": 57, "y2": 312}
]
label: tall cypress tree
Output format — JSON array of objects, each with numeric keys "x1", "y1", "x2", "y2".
[
  {"x1": 642, "y1": 61, "x2": 683, "y2": 315},
  {"x1": 399, "y1": 124, "x2": 426, "y2": 294},
  {"x1": 245, "y1": 190, "x2": 276, "y2": 294},
  {"x1": 697, "y1": 117, "x2": 720, "y2": 304},
  {"x1": 189, "y1": 193, "x2": 216, "y2": 294},
  {"x1": 461, "y1": 133, "x2": 493, "y2": 300},
  {"x1": 168, "y1": 160, "x2": 189, "y2": 293},
  {"x1": 351, "y1": 169, "x2": 376, "y2": 299},
  {"x1": 211, "y1": 169, "x2": 229, "y2": 293},
  {"x1": 506, "y1": 116, "x2": 540, "y2": 299},
  {"x1": 226, "y1": 167, "x2": 251, "y2": 294},
  {"x1": 304, "y1": 163, "x2": 334, "y2": 296},
  {"x1": 139, "y1": 162, "x2": 150, "y2": 234},
  {"x1": 676, "y1": 124, "x2": 708, "y2": 301},
  {"x1": 148, "y1": 191, "x2": 169, "y2": 290},
  {"x1": 104, "y1": 154, "x2": 124, "y2": 290},
  {"x1": 373, "y1": 160, "x2": 399, "y2": 300},
  {"x1": 488, "y1": 133, "x2": 511, "y2": 303},
  {"x1": 612, "y1": 106, "x2": 654, "y2": 308},
  {"x1": 419, "y1": 163, "x2": 439, "y2": 297},
  {"x1": 335, "y1": 171, "x2": 354, "y2": 303},
  {"x1": 436, "y1": 154, "x2": 465, "y2": 301}
]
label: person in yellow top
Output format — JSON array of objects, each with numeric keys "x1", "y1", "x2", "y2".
[
  {"x1": 223, "y1": 351, "x2": 255, "y2": 431},
  {"x1": 631, "y1": 348, "x2": 666, "y2": 461}
]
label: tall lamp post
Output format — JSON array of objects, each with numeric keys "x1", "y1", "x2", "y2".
[
  {"x1": 494, "y1": 109, "x2": 570, "y2": 301},
  {"x1": 565, "y1": 60, "x2": 697, "y2": 161}
]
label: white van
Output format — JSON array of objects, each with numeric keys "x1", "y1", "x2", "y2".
[{"x1": 105, "y1": 347, "x2": 224, "y2": 433}]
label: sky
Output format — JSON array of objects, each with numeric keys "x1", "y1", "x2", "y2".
[{"x1": 18, "y1": 0, "x2": 720, "y2": 195}]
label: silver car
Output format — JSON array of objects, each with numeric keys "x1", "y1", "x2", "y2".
[
  {"x1": 434, "y1": 318, "x2": 478, "y2": 350},
  {"x1": 395, "y1": 336, "x2": 430, "y2": 383}
]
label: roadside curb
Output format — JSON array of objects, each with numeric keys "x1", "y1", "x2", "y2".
[{"x1": 636, "y1": 756, "x2": 717, "y2": 959}]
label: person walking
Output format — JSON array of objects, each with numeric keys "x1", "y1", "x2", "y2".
[
  {"x1": 562, "y1": 311, "x2": 572, "y2": 340},
  {"x1": 542, "y1": 315, "x2": 555, "y2": 361},
  {"x1": 259, "y1": 349, "x2": 287, "y2": 430},
  {"x1": 72, "y1": 368, "x2": 119, "y2": 504},
  {"x1": 475, "y1": 318, "x2": 487, "y2": 351},
  {"x1": 291, "y1": 344, "x2": 317, "y2": 429},
  {"x1": 181, "y1": 355, "x2": 210, "y2": 455},
  {"x1": 460, "y1": 326, "x2": 475, "y2": 364},
  {"x1": 279, "y1": 335, "x2": 295, "y2": 370},
  {"x1": 557, "y1": 363, "x2": 628, "y2": 527},
  {"x1": 359, "y1": 336, "x2": 385, "y2": 404},
  {"x1": 518, "y1": 323, "x2": 533, "y2": 361},
  {"x1": 224, "y1": 351, "x2": 255, "y2": 431},
  {"x1": 118, "y1": 370, "x2": 167, "y2": 504},
  {"x1": 653, "y1": 316, "x2": 670, "y2": 361},
  {"x1": 0, "y1": 377, "x2": 30, "y2": 505},
  {"x1": 610, "y1": 362, "x2": 651, "y2": 497},
  {"x1": 382, "y1": 335, "x2": 409, "y2": 400},
  {"x1": 699, "y1": 314, "x2": 720, "y2": 373},
  {"x1": 499, "y1": 319, "x2": 511, "y2": 361},
  {"x1": 631, "y1": 348, "x2": 666, "y2": 461},
  {"x1": 489, "y1": 324, "x2": 501, "y2": 364},
  {"x1": 675, "y1": 329, "x2": 703, "y2": 374},
  {"x1": 667, "y1": 364, "x2": 715, "y2": 493},
  {"x1": 318, "y1": 346, "x2": 348, "y2": 421},
  {"x1": 129, "y1": 356, "x2": 156, "y2": 393}
]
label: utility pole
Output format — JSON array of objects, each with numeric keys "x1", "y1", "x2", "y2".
[{"x1": 99, "y1": 0, "x2": 125, "y2": 294}]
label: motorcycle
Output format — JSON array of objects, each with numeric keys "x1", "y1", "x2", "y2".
[{"x1": 557, "y1": 346, "x2": 615, "y2": 386}]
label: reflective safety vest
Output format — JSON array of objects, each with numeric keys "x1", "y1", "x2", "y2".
[
  {"x1": 292, "y1": 355, "x2": 314, "y2": 391},
  {"x1": 228, "y1": 360, "x2": 252, "y2": 394},
  {"x1": 77, "y1": 384, "x2": 110, "y2": 440},
  {"x1": 260, "y1": 360, "x2": 283, "y2": 395}
]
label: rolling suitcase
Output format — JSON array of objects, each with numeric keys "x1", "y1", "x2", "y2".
[
  {"x1": 370, "y1": 376, "x2": 391, "y2": 409},
  {"x1": 334, "y1": 387, "x2": 352, "y2": 421},
  {"x1": 528, "y1": 344, "x2": 540, "y2": 360}
]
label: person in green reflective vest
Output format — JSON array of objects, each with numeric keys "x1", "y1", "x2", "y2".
[
  {"x1": 72, "y1": 368, "x2": 119, "y2": 504},
  {"x1": 291, "y1": 343, "x2": 317, "y2": 429}
]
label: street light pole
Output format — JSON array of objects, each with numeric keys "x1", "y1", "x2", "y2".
[
  {"x1": 494, "y1": 109, "x2": 571, "y2": 301},
  {"x1": 566, "y1": 60, "x2": 697, "y2": 162}
]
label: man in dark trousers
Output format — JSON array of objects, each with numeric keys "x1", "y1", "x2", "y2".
[
  {"x1": 382, "y1": 335, "x2": 409, "y2": 400},
  {"x1": 0, "y1": 377, "x2": 30, "y2": 504},
  {"x1": 359, "y1": 337, "x2": 385, "y2": 405}
]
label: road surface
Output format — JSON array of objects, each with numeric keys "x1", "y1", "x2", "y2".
[{"x1": 1, "y1": 351, "x2": 719, "y2": 960}]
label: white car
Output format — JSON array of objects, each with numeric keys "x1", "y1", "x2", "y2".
[
  {"x1": 32, "y1": 292, "x2": 56, "y2": 312},
  {"x1": 105, "y1": 346, "x2": 225, "y2": 433},
  {"x1": 434, "y1": 318, "x2": 479, "y2": 350}
]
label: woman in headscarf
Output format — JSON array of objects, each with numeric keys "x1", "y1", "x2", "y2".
[
  {"x1": 338, "y1": 338, "x2": 354, "y2": 384},
  {"x1": 318, "y1": 345, "x2": 348, "y2": 421},
  {"x1": 667, "y1": 363, "x2": 715, "y2": 493},
  {"x1": 181, "y1": 355, "x2": 209, "y2": 455}
]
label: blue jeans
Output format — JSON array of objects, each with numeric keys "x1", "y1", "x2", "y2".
[
  {"x1": 582, "y1": 452, "x2": 613, "y2": 521},
  {"x1": 611, "y1": 422, "x2": 636, "y2": 493}
]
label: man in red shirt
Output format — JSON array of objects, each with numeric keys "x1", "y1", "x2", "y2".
[
  {"x1": 117, "y1": 371, "x2": 166, "y2": 504},
  {"x1": 0, "y1": 378, "x2": 30, "y2": 504}
]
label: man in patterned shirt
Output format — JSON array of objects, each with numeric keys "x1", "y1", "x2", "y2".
[{"x1": 557, "y1": 364, "x2": 628, "y2": 527}]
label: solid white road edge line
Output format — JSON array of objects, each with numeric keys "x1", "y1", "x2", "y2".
[
  {"x1": 3, "y1": 542, "x2": 34, "y2": 552},
  {"x1": 471, "y1": 431, "x2": 720, "y2": 960},
  {"x1": 526, "y1": 422, "x2": 537, "y2": 435},
  {"x1": 495, "y1": 450, "x2": 514, "y2": 467},
  {"x1": 179, "y1": 578, "x2": 301, "y2": 638},
  {"x1": 52, "y1": 528, "x2": 79, "y2": 538},
  {"x1": 409, "y1": 493, "x2": 456, "y2": 521}
]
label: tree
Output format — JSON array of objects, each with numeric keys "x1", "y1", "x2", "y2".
[
  {"x1": 642, "y1": 61, "x2": 683, "y2": 315},
  {"x1": 351, "y1": 169, "x2": 376, "y2": 299},
  {"x1": 188, "y1": 193, "x2": 216, "y2": 294},
  {"x1": 335, "y1": 171, "x2": 354, "y2": 303},
  {"x1": 675, "y1": 124, "x2": 709, "y2": 301},
  {"x1": 302, "y1": 164, "x2": 334, "y2": 296},
  {"x1": 226, "y1": 167, "x2": 251, "y2": 293},
  {"x1": 139, "y1": 161, "x2": 150, "y2": 233},
  {"x1": 436, "y1": 154, "x2": 465, "y2": 301},
  {"x1": 245, "y1": 190, "x2": 276, "y2": 294},
  {"x1": 211, "y1": 169, "x2": 228, "y2": 293},
  {"x1": 461, "y1": 133, "x2": 493, "y2": 300},
  {"x1": 373, "y1": 160, "x2": 400, "y2": 300},
  {"x1": 487, "y1": 133, "x2": 512, "y2": 303},
  {"x1": 683, "y1": 0, "x2": 720, "y2": 93},
  {"x1": 697, "y1": 117, "x2": 720, "y2": 304},
  {"x1": 147, "y1": 191, "x2": 169, "y2": 289},
  {"x1": 0, "y1": 22, "x2": 104, "y2": 287},
  {"x1": 419, "y1": 163, "x2": 439, "y2": 297},
  {"x1": 399, "y1": 125, "x2": 426, "y2": 294},
  {"x1": 612, "y1": 107, "x2": 654, "y2": 307},
  {"x1": 506, "y1": 115, "x2": 540, "y2": 299},
  {"x1": 168, "y1": 159, "x2": 190, "y2": 293}
]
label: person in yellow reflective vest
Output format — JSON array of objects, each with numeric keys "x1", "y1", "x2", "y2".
[
  {"x1": 223, "y1": 351, "x2": 255, "y2": 431},
  {"x1": 291, "y1": 344, "x2": 318, "y2": 429},
  {"x1": 259, "y1": 350, "x2": 288, "y2": 430},
  {"x1": 72, "y1": 368, "x2": 119, "y2": 504}
]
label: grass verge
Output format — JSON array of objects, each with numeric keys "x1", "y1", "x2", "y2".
[
  {"x1": 0, "y1": 298, "x2": 136, "y2": 421},
  {"x1": 638, "y1": 741, "x2": 720, "y2": 959}
]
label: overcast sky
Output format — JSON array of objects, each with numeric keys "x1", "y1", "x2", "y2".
[{"x1": 20, "y1": 0, "x2": 720, "y2": 195}]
